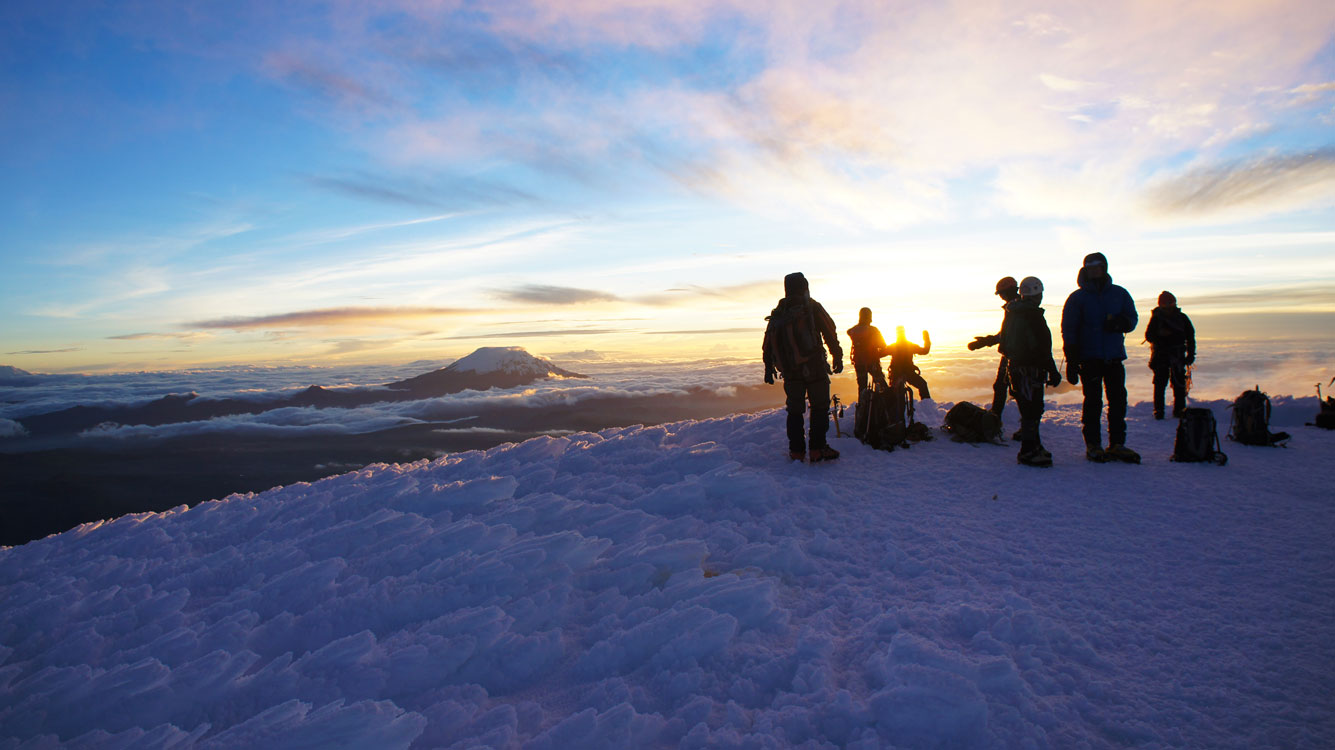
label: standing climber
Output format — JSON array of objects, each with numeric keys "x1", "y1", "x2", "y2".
[
  {"x1": 763, "y1": 272, "x2": 844, "y2": 462},
  {"x1": 1061, "y1": 252, "x2": 1140, "y2": 463},
  {"x1": 968, "y1": 276, "x2": 1021, "y2": 417},
  {"x1": 1144, "y1": 291, "x2": 1196, "y2": 420}
]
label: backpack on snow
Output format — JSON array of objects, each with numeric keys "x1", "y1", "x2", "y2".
[
  {"x1": 943, "y1": 401, "x2": 1003, "y2": 444},
  {"x1": 854, "y1": 383, "x2": 908, "y2": 451},
  {"x1": 1171, "y1": 407, "x2": 1227, "y2": 465},
  {"x1": 1228, "y1": 387, "x2": 1290, "y2": 446}
]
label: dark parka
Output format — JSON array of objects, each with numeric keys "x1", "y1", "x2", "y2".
[
  {"x1": 1061, "y1": 267, "x2": 1138, "y2": 362},
  {"x1": 846, "y1": 321, "x2": 888, "y2": 366},
  {"x1": 1145, "y1": 306, "x2": 1196, "y2": 368},
  {"x1": 1000, "y1": 297, "x2": 1059, "y2": 376}
]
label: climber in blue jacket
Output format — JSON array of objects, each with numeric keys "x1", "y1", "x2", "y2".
[{"x1": 1061, "y1": 252, "x2": 1140, "y2": 464}]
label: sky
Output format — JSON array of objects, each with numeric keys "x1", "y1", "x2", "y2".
[{"x1": 3, "y1": 0, "x2": 1334, "y2": 374}]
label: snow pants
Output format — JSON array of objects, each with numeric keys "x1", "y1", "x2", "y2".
[
  {"x1": 854, "y1": 360, "x2": 889, "y2": 394},
  {"x1": 891, "y1": 370, "x2": 930, "y2": 400},
  {"x1": 784, "y1": 377, "x2": 831, "y2": 452},
  {"x1": 1008, "y1": 363, "x2": 1046, "y2": 452},
  {"x1": 1152, "y1": 361, "x2": 1187, "y2": 417},
  {"x1": 1080, "y1": 359, "x2": 1128, "y2": 448},
  {"x1": 991, "y1": 356, "x2": 1010, "y2": 416}
]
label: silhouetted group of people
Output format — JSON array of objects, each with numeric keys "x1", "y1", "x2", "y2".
[{"x1": 763, "y1": 253, "x2": 1197, "y2": 467}]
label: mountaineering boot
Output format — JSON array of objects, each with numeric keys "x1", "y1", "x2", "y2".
[
  {"x1": 809, "y1": 445, "x2": 840, "y2": 463},
  {"x1": 1017, "y1": 447, "x2": 1052, "y2": 467},
  {"x1": 1037, "y1": 444, "x2": 1052, "y2": 460},
  {"x1": 1106, "y1": 444, "x2": 1141, "y2": 464},
  {"x1": 1154, "y1": 411, "x2": 1165, "y2": 420},
  {"x1": 1011, "y1": 429, "x2": 1022, "y2": 441},
  {"x1": 788, "y1": 450, "x2": 806, "y2": 462},
  {"x1": 1085, "y1": 444, "x2": 1111, "y2": 463}
]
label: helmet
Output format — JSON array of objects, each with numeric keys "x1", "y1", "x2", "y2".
[
  {"x1": 995, "y1": 276, "x2": 1018, "y2": 295},
  {"x1": 1019, "y1": 276, "x2": 1043, "y2": 297}
]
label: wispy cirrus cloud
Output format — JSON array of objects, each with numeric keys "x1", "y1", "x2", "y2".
[
  {"x1": 5, "y1": 347, "x2": 82, "y2": 355},
  {"x1": 304, "y1": 172, "x2": 540, "y2": 211},
  {"x1": 491, "y1": 284, "x2": 621, "y2": 305},
  {"x1": 1143, "y1": 148, "x2": 1335, "y2": 220},
  {"x1": 440, "y1": 328, "x2": 628, "y2": 340},
  {"x1": 187, "y1": 306, "x2": 479, "y2": 330},
  {"x1": 107, "y1": 332, "x2": 209, "y2": 341}
]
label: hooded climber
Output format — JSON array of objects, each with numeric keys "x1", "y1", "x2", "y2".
[
  {"x1": 883, "y1": 326, "x2": 931, "y2": 400},
  {"x1": 968, "y1": 276, "x2": 1021, "y2": 417},
  {"x1": 1061, "y1": 252, "x2": 1139, "y2": 463},
  {"x1": 1001, "y1": 277, "x2": 1062, "y2": 467},
  {"x1": 763, "y1": 272, "x2": 844, "y2": 462},
  {"x1": 1144, "y1": 290, "x2": 1196, "y2": 419},
  {"x1": 846, "y1": 307, "x2": 890, "y2": 393}
]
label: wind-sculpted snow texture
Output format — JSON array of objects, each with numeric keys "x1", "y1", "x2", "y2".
[{"x1": 1, "y1": 405, "x2": 1332, "y2": 748}]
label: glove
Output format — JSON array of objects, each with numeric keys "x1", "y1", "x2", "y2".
[
  {"x1": 1102, "y1": 314, "x2": 1133, "y2": 333},
  {"x1": 1047, "y1": 369, "x2": 1061, "y2": 387},
  {"x1": 1185, "y1": 354, "x2": 1195, "y2": 366},
  {"x1": 967, "y1": 336, "x2": 987, "y2": 351},
  {"x1": 1066, "y1": 360, "x2": 1080, "y2": 386},
  {"x1": 764, "y1": 368, "x2": 776, "y2": 385},
  {"x1": 832, "y1": 360, "x2": 844, "y2": 374}
]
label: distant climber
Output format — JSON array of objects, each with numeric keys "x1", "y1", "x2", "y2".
[
  {"x1": 763, "y1": 272, "x2": 844, "y2": 463},
  {"x1": 968, "y1": 276, "x2": 1021, "y2": 418},
  {"x1": 884, "y1": 326, "x2": 931, "y2": 400},
  {"x1": 1001, "y1": 277, "x2": 1062, "y2": 467},
  {"x1": 846, "y1": 307, "x2": 889, "y2": 393},
  {"x1": 1061, "y1": 252, "x2": 1140, "y2": 463},
  {"x1": 1144, "y1": 291, "x2": 1196, "y2": 420}
]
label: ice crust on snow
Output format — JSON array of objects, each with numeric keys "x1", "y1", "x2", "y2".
[{"x1": 1, "y1": 404, "x2": 1333, "y2": 748}]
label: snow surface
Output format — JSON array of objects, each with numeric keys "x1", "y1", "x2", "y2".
[{"x1": 2, "y1": 402, "x2": 1332, "y2": 748}]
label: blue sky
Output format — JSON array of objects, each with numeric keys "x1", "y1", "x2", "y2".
[{"x1": 2, "y1": 1, "x2": 1333, "y2": 372}]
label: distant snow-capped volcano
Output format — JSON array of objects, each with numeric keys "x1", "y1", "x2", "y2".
[
  {"x1": 441, "y1": 346, "x2": 583, "y2": 378},
  {"x1": 386, "y1": 346, "x2": 586, "y2": 395}
]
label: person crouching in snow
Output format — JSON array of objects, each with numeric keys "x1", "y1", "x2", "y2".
[
  {"x1": 884, "y1": 326, "x2": 931, "y2": 401},
  {"x1": 763, "y1": 272, "x2": 844, "y2": 463},
  {"x1": 1001, "y1": 277, "x2": 1062, "y2": 466}
]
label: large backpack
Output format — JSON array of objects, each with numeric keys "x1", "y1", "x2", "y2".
[
  {"x1": 766, "y1": 302, "x2": 825, "y2": 380},
  {"x1": 1171, "y1": 407, "x2": 1227, "y2": 465},
  {"x1": 854, "y1": 383, "x2": 909, "y2": 451},
  {"x1": 1228, "y1": 387, "x2": 1291, "y2": 446},
  {"x1": 943, "y1": 401, "x2": 1003, "y2": 443}
]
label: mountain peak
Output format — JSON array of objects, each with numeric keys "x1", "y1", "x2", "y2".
[{"x1": 443, "y1": 346, "x2": 581, "y2": 378}]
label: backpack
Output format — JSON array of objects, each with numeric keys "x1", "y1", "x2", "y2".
[
  {"x1": 1228, "y1": 387, "x2": 1291, "y2": 446},
  {"x1": 766, "y1": 302, "x2": 825, "y2": 380},
  {"x1": 943, "y1": 401, "x2": 1003, "y2": 443},
  {"x1": 855, "y1": 383, "x2": 910, "y2": 451},
  {"x1": 1171, "y1": 407, "x2": 1227, "y2": 465}
]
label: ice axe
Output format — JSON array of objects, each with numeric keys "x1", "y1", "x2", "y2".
[{"x1": 831, "y1": 394, "x2": 845, "y2": 437}]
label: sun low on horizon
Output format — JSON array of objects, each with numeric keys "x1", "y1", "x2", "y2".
[{"x1": 2, "y1": 1, "x2": 1333, "y2": 376}]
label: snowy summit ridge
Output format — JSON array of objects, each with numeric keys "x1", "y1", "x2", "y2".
[{"x1": 1, "y1": 403, "x2": 1331, "y2": 747}]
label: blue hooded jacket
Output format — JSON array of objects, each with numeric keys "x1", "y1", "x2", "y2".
[{"x1": 1061, "y1": 267, "x2": 1137, "y2": 362}]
